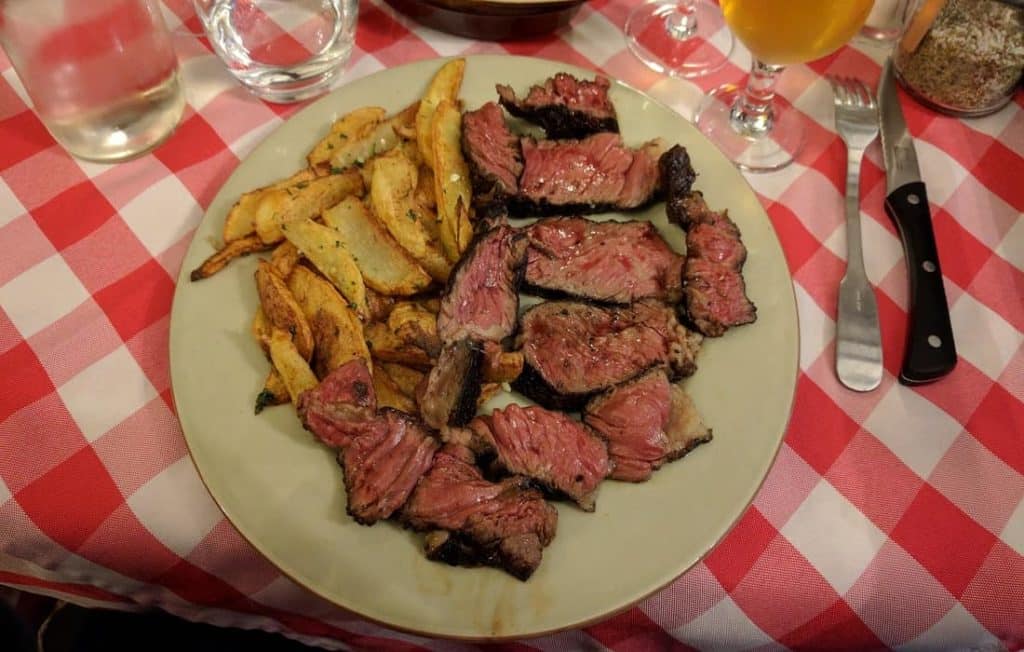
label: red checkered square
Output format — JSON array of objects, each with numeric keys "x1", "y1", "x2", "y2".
[
  {"x1": 92, "y1": 259, "x2": 174, "y2": 342},
  {"x1": 154, "y1": 558, "x2": 253, "y2": 609},
  {"x1": 173, "y1": 146, "x2": 240, "y2": 210},
  {"x1": 0, "y1": 111, "x2": 53, "y2": 170},
  {"x1": 911, "y1": 359, "x2": 995, "y2": 427},
  {"x1": 959, "y1": 542, "x2": 1024, "y2": 648},
  {"x1": 778, "y1": 598, "x2": 885, "y2": 650},
  {"x1": 186, "y1": 520, "x2": 288, "y2": 598},
  {"x1": 998, "y1": 343, "x2": 1024, "y2": 399},
  {"x1": 921, "y1": 115, "x2": 997, "y2": 172},
  {"x1": 793, "y1": 245, "x2": 845, "y2": 319},
  {"x1": 806, "y1": 137, "x2": 847, "y2": 196},
  {"x1": 845, "y1": 540, "x2": 955, "y2": 647},
  {"x1": 704, "y1": 508, "x2": 778, "y2": 593},
  {"x1": 0, "y1": 306, "x2": 19, "y2": 356},
  {"x1": 30, "y1": 180, "x2": 117, "y2": 251},
  {"x1": 153, "y1": 111, "x2": 229, "y2": 174},
  {"x1": 826, "y1": 430, "x2": 924, "y2": 534},
  {"x1": 997, "y1": 106, "x2": 1024, "y2": 158},
  {"x1": 0, "y1": 340, "x2": 56, "y2": 423},
  {"x1": 61, "y1": 218, "x2": 152, "y2": 295},
  {"x1": 0, "y1": 75, "x2": 28, "y2": 122},
  {"x1": 785, "y1": 374, "x2": 861, "y2": 475},
  {"x1": 0, "y1": 393, "x2": 86, "y2": 495},
  {"x1": 763, "y1": 202, "x2": 825, "y2": 275},
  {"x1": 891, "y1": 484, "x2": 998, "y2": 597},
  {"x1": 930, "y1": 208, "x2": 993, "y2": 291},
  {"x1": 125, "y1": 315, "x2": 173, "y2": 395},
  {"x1": 0, "y1": 215, "x2": 56, "y2": 287},
  {"x1": 0, "y1": 499, "x2": 68, "y2": 566},
  {"x1": 194, "y1": 88, "x2": 279, "y2": 149},
  {"x1": 967, "y1": 384, "x2": 1024, "y2": 476},
  {"x1": 89, "y1": 155, "x2": 174, "y2": 211},
  {"x1": 355, "y1": 6, "x2": 434, "y2": 68},
  {"x1": 875, "y1": 286, "x2": 910, "y2": 378},
  {"x1": 75, "y1": 502, "x2": 181, "y2": 582},
  {"x1": 26, "y1": 299, "x2": 121, "y2": 388},
  {"x1": 16, "y1": 445, "x2": 125, "y2": 552},
  {"x1": 969, "y1": 254, "x2": 1024, "y2": 334},
  {"x1": 973, "y1": 141, "x2": 1024, "y2": 211},
  {"x1": 91, "y1": 395, "x2": 186, "y2": 497},
  {"x1": 0, "y1": 145, "x2": 88, "y2": 212},
  {"x1": 803, "y1": 350, "x2": 892, "y2": 425},
  {"x1": 641, "y1": 563, "x2": 725, "y2": 631},
  {"x1": 155, "y1": 233, "x2": 193, "y2": 283},
  {"x1": 929, "y1": 432, "x2": 1024, "y2": 536},
  {"x1": 753, "y1": 444, "x2": 821, "y2": 530},
  {"x1": 794, "y1": 108, "x2": 845, "y2": 170},
  {"x1": 586, "y1": 607, "x2": 696, "y2": 652},
  {"x1": 777, "y1": 167, "x2": 842, "y2": 244},
  {"x1": 942, "y1": 175, "x2": 1020, "y2": 254}
]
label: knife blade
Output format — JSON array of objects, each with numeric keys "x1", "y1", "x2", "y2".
[{"x1": 878, "y1": 58, "x2": 957, "y2": 385}]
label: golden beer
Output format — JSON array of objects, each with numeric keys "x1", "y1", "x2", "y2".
[{"x1": 721, "y1": 0, "x2": 874, "y2": 65}]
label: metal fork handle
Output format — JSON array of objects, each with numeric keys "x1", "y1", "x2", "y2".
[{"x1": 836, "y1": 145, "x2": 883, "y2": 392}]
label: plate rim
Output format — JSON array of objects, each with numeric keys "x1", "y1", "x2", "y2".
[{"x1": 168, "y1": 54, "x2": 801, "y2": 641}]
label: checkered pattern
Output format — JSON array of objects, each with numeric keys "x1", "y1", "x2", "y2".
[{"x1": 1, "y1": 0, "x2": 1022, "y2": 649}]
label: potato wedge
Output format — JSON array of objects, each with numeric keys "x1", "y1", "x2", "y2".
[
  {"x1": 366, "y1": 288, "x2": 397, "y2": 323},
  {"x1": 268, "y1": 328, "x2": 319, "y2": 403},
  {"x1": 415, "y1": 164, "x2": 437, "y2": 210},
  {"x1": 415, "y1": 58, "x2": 465, "y2": 169},
  {"x1": 255, "y1": 261, "x2": 314, "y2": 361},
  {"x1": 190, "y1": 235, "x2": 270, "y2": 281},
  {"x1": 372, "y1": 364, "x2": 418, "y2": 414},
  {"x1": 287, "y1": 265, "x2": 371, "y2": 378},
  {"x1": 255, "y1": 368, "x2": 289, "y2": 413},
  {"x1": 388, "y1": 302, "x2": 440, "y2": 356},
  {"x1": 270, "y1": 240, "x2": 301, "y2": 279},
  {"x1": 251, "y1": 307, "x2": 272, "y2": 356},
  {"x1": 280, "y1": 218, "x2": 369, "y2": 320},
  {"x1": 255, "y1": 170, "x2": 363, "y2": 244},
  {"x1": 483, "y1": 350, "x2": 524, "y2": 383},
  {"x1": 320, "y1": 197, "x2": 432, "y2": 296},
  {"x1": 311, "y1": 104, "x2": 418, "y2": 176},
  {"x1": 308, "y1": 106, "x2": 386, "y2": 171},
  {"x1": 377, "y1": 362, "x2": 425, "y2": 399},
  {"x1": 364, "y1": 322, "x2": 432, "y2": 369},
  {"x1": 223, "y1": 169, "x2": 317, "y2": 243},
  {"x1": 370, "y1": 151, "x2": 452, "y2": 282},
  {"x1": 431, "y1": 98, "x2": 474, "y2": 261}
]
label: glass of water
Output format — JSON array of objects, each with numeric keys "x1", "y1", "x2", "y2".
[
  {"x1": 193, "y1": 0, "x2": 359, "y2": 104},
  {"x1": 0, "y1": 0, "x2": 185, "y2": 163}
]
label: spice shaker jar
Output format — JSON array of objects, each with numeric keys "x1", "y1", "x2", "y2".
[{"x1": 894, "y1": 0, "x2": 1024, "y2": 117}]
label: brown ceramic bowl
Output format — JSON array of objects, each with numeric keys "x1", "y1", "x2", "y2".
[{"x1": 384, "y1": 0, "x2": 586, "y2": 40}]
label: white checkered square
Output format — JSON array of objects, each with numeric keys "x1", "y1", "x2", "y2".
[
  {"x1": 914, "y1": 140, "x2": 967, "y2": 205},
  {"x1": 752, "y1": 160, "x2": 812, "y2": 203},
  {"x1": 672, "y1": 595, "x2": 778, "y2": 651},
  {"x1": 181, "y1": 55, "x2": 236, "y2": 110},
  {"x1": 958, "y1": 104, "x2": 1018, "y2": 140},
  {"x1": 119, "y1": 175, "x2": 202, "y2": 257},
  {"x1": 1001, "y1": 496, "x2": 1024, "y2": 557},
  {"x1": 0, "y1": 254, "x2": 89, "y2": 338},
  {"x1": 794, "y1": 283, "x2": 833, "y2": 372},
  {"x1": 793, "y1": 76, "x2": 837, "y2": 133},
  {"x1": 54, "y1": 552, "x2": 145, "y2": 594},
  {"x1": 896, "y1": 603, "x2": 1001, "y2": 651},
  {"x1": 127, "y1": 456, "x2": 224, "y2": 557},
  {"x1": 226, "y1": 117, "x2": 284, "y2": 161},
  {"x1": 821, "y1": 210, "x2": 903, "y2": 290},
  {"x1": 58, "y1": 346, "x2": 157, "y2": 442},
  {"x1": 2, "y1": 67, "x2": 30, "y2": 108},
  {"x1": 864, "y1": 386, "x2": 962, "y2": 479},
  {"x1": 569, "y1": 11, "x2": 634, "y2": 69},
  {"x1": 781, "y1": 479, "x2": 887, "y2": 595},
  {"x1": 996, "y1": 215, "x2": 1024, "y2": 271},
  {"x1": 949, "y1": 292, "x2": 1023, "y2": 381},
  {"x1": 0, "y1": 179, "x2": 25, "y2": 227}
]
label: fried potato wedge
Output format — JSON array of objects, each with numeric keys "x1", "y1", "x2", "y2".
[
  {"x1": 388, "y1": 302, "x2": 440, "y2": 356},
  {"x1": 223, "y1": 168, "x2": 317, "y2": 243},
  {"x1": 255, "y1": 170, "x2": 363, "y2": 245},
  {"x1": 364, "y1": 322, "x2": 432, "y2": 369},
  {"x1": 270, "y1": 240, "x2": 301, "y2": 279},
  {"x1": 251, "y1": 307, "x2": 272, "y2": 356},
  {"x1": 308, "y1": 106, "x2": 386, "y2": 171},
  {"x1": 414, "y1": 164, "x2": 437, "y2": 210},
  {"x1": 255, "y1": 368, "x2": 289, "y2": 414},
  {"x1": 365, "y1": 288, "x2": 397, "y2": 323},
  {"x1": 310, "y1": 104, "x2": 418, "y2": 176},
  {"x1": 268, "y1": 328, "x2": 319, "y2": 403},
  {"x1": 370, "y1": 151, "x2": 452, "y2": 282},
  {"x1": 320, "y1": 197, "x2": 432, "y2": 296},
  {"x1": 483, "y1": 350, "x2": 524, "y2": 383},
  {"x1": 255, "y1": 261, "x2": 314, "y2": 360},
  {"x1": 280, "y1": 219, "x2": 369, "y2": 321},
  {"x1": 377, "y1": 362, "x2": 425, "y2": 399},
  {"x1": 432, "y1": 99, "x2": 474, "y2": 261},
  {"x1": 190, "y1": 234, "x2": 270, "y2": 281},
  {"x1": 372, "y1": 364, "x2": 418, "y2": 414},
  {"x1": 287, "y1": 265, "x2": 371, "y2": 378},
  {"x1": 415, "y1": 58, "x2": 465, "y2": 169}
]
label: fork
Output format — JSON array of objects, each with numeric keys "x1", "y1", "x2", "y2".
[{"x1": 829, "y1": 76, "x2": 883, "y2": 392}]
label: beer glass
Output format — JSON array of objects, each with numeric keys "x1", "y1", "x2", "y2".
[
  {"x1": 625, "y1": 0, "x2": 735, "y2": 79},
  {"x1": 694, "y1": 0, "x2": 873, "y2": 171}
]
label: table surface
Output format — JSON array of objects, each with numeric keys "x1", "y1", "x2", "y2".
[{"x1": 1, "y1": 0, "x2": 1022, "y2": 649}]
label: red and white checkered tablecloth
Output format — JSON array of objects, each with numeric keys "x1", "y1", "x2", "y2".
[{"x1": 1, "y1": 0, "x2": 1022, "y2": 649}]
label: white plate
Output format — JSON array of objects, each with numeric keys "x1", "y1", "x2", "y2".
[{"x1": 169, "y1": 55, "x2": 799, "y2": 640}]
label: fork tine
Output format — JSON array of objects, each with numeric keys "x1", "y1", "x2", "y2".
[
  {"x1": 845, "y1": 77, "x2": 865, "y2": 107},
  {"x1": 856, "y1": 79, "x2": 876, "y2": 108}
]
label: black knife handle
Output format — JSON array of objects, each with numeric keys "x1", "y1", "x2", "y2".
[{"x1": 884, "y1": 182, "x2": 957, "y2": 385}]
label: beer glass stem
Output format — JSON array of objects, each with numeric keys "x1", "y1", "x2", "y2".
[
  {"x1": 729, "y1": 59, "x2": 785, "y2": 137},
  {"x1": 665, "y1": 1, "x2": 698, "y2": 39}
]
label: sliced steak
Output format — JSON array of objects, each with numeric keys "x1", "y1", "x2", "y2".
[
  {"x1": 513, "y1": 133, "x2": 664, "y2": 217},
  {"x1": 496, "y1": 73, "x2": 618, "y2": 139},
  {"x1": 437, "y1": 224, "x2": 528, "y2": 345},
  {"x1": 401, "y1": 444, "x2": 558, "y2": 580},
  {"x1": 660, "y1": 145, "x2": 757, "y2": 337},
  {"x1": 298, "y1": 359, "x2": 377, "y2": 450},
  {"x1": 584, "y1": 369, "x2": 711, "y2": 482},
  {"x1": 454, "y1": 404, "x2": 611, "y2": 511},
  {"x1": 524, "y1": 217, "x2": 684, "y2": 304},
  {"x1": 513, "y1": 300, "x2": 702, "y2": 410},
  {"x1": 418, "y1": 339, "x2": 484, "y2": 430},
  {"x1": 462, "y1": 102, "x2": 522, "y2": 209}
]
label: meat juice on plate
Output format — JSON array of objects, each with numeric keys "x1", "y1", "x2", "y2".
[{"x1": 0, "y1": 0, "x2": 184, "y2": 162}]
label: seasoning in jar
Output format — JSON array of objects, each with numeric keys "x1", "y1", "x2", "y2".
[{"x1": 894, "y1": 0, "x2": 1024, "y2": 116}]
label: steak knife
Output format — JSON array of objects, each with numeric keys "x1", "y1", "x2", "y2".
[{"x1": 878, "y1": 58, "x2": 957, "y2": 385}]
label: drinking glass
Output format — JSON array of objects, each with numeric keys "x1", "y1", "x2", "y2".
[
  {"x1": 0, "y1": 0, "x2": 185, "y2": 163},
  {"x1": 193, "y1": 0, "x2": 359, "y2": 104},
  {"x1": 693, "y1": 0, "x2": 873, "y2": 171},
  {"x1": 625, "y1": 0, "x2": 735, "y2": 79}
]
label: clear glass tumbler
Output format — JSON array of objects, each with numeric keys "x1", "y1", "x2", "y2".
[
  {"x1": 0, "y1": 0, "x2": 185, "y2": 163},
  {"x1": 193, "y1": 0, "x2": 359, "y2": 104}
]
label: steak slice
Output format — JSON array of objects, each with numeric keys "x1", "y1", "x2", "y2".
[
  {"x1": 437, "y1": 224, "x2": 528, "y2": 345},
  {"x1": 298, "y1": 359, "x2": 377, "y2": 450},
  {"x1": 454, "y1": 404, "x2": 611, "y2": 511},
  {"x1": 584, "y1": 369, "x2": 711, "y2": 482},
  {"x1": 514, "y1": 133, "x2": 664, "y2": 217},
  {"x1": 513, "y1": 300, "x2": 702, "y2": 410},
  {"x1": 660, "y1": 145, "x2": 757, "y2": 337},
  {"x1": 401, "y1": 444, "x2": 558, "y2": 581},
  {"x1": 418, "y1": 339, "x2": 484, "y2": 430},
  {"x1": 462, "y1": 102, "x2": 522, "y2": 209},
  {"x1": 496, "y1": 73, "x2": 619, "y2": 139},
  {"x1": 524, "y1": 217, "x2": 684, "y2": 304}
]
